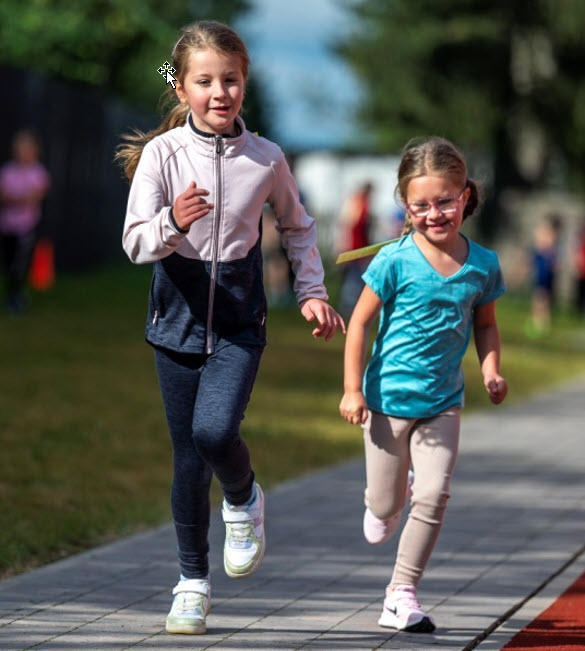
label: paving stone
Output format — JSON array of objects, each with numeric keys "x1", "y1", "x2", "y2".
[{"x1": 1, "y1": 378, "x2": 585, "y2": 650}]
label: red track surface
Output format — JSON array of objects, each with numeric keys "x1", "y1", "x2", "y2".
[{"x1": 501, "y1": 570, "x2": 585, "y2": 650}]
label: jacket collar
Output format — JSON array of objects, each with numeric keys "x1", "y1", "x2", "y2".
[
  {"x1": 182, "y1": 115, "x2": 247, "y2": 157},
  {"x1": 188, "y1": 113, "x2": 243, "y2": 138}
]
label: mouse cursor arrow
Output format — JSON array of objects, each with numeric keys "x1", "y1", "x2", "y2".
[{"x1": 165, "y1": 71, "x2": 176, "y2": 89}]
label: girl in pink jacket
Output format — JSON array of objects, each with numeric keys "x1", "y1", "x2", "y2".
[{"x1": 117, "y1": 20, "x2": 344, "y2": 635}]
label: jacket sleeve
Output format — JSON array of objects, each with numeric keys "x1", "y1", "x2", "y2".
[
  {"x1": 268, "y1": 152, "x2": 328, "y2": 304},
  {"x1": 122, "y1": 142, "x2": 187, "y2": 264}
]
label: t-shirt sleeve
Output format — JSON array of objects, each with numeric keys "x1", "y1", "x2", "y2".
[
  {"x1": 362, "y1": 248, "x2": 396, "y2": 303},
  {"x1": 477, "y1": 252, "x2": 506, "y2": 306}
]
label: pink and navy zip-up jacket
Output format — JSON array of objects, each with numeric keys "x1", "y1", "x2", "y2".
[{"x1": 122, "y1": 116, "x2": 328, "y2": 354}]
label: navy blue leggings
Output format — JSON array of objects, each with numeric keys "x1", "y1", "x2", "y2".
[{"x1": 154, "y1": 343, "x2": 263, "y2": 579}]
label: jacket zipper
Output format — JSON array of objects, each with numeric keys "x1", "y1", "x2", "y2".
[{"x1": 206, "y1": 135, "x2": 223, "y2": 354}]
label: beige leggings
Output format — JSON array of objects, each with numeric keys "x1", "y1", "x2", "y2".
[{"x1": 363, "y1": 408, "x2": 460, "y2": 588}]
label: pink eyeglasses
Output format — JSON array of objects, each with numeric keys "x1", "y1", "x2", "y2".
[{"x1": 406, "y1": 188, "x2": 467, "y2": 218}]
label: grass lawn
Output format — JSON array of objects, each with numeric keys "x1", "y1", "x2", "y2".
[{"x1": 1, "y1": 264, "x2": 585, "y2": 579}]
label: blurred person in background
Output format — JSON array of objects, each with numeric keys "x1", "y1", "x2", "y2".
[
  {"x1": 0, "y1": 129, "x2": 50, "y2": 313},
  {"x1": 261, "y1": 205, "x2": 294, "y2": 306},
  {"x1": 337, "y1": 181, "x2": 374, "y2": 318},
  {"x1": 527, "y1": 214, "x2": 563, "y2": 336},
  {"x1": 573, "y1": 218, "x2": 585, "y2": 315}
]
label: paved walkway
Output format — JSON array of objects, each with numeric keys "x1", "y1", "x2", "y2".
[{"x1": 2, "y1": 378, "x2": 585, "y2": 650}]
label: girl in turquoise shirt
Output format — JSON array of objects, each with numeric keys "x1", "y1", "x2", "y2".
[{"x1": 340, "y1": 136, "x2": 508, "y2": 634}]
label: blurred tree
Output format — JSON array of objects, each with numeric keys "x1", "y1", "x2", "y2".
[
  {"x1": 337, "y1": 0, "x2": 585, "y2": 237},
  {"x1": 0, "y1": 0, "x2": 269, "y2": 135}
]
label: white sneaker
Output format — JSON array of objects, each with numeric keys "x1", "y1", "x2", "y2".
[
  {"x1": 378, "y1": 584, "x2": 436, "y2": 633},
  {"x1": 222, "y1": 482, "x2": 265, "y2": 579},
  {"x1": 363, "y1": 508, "x2": 401, "y2": 544},
  {"x1": 363, "y1": 470, "x2": 414, "y2": 545},
  {"x1": 166, "y1": 578, "x2": 210, "y2": 635}
]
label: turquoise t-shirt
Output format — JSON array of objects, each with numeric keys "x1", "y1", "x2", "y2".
[{"x1": 362, "y1": 233, "x2": 506, "y2": 418}]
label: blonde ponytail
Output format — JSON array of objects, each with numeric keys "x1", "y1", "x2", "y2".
[{"x1": 115, "y1": 93, "x2": 189, "y2": 183}]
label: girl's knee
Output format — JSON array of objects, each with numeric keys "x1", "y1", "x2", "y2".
[
  {"x1": 194, "y1": 424, "x2": 240, "y2": 460},
  {"x1": 410, "y1": 488, "x2": 450, "y2": 523},
  {"x1": 366, "y1": 491, "x2": 405, "y2": 521},
  {"x1": 413, "y1": 482, "x2": 450, "y2": 507}
]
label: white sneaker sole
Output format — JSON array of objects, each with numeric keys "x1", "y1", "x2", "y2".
[
  {"x1": 166, "y1": 601, "x2": 210, "y2": 634},
  {"x1": 224, "y1": 541, "x2": 265, "y2": 579},
  {"x1": 378, "y1": 608, "x2": 436, "y2": 633},
  {"x1": 166, "y1": 617, "x2": 207, "y2": 635}
]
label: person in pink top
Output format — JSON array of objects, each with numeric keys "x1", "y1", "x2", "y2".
[{"x1": 0, "y1": 130, "x2": 50, "y2": 312}]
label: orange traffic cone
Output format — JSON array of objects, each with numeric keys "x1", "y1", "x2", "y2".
[{"x1": 29, "y1": 238, "x2": 55, "y2": 291}]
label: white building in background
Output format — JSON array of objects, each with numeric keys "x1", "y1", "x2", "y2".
[{"x1": 293, "y1": 152, "x2": 403, "y2": 260}]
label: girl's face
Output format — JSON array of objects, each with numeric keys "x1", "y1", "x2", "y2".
[
  {"x1": 176, "y1": 47, "x2": 245, "y2": 136},
  {"x1": 405, "y1": 174, "x2": 469, "y2": 247},
  {"x1": 13, "y1": 135, "x2": 39, "y2": 165}
]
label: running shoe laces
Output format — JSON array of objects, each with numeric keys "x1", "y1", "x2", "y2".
[{"x1": 229, "y1": 521, "x2": 254, "y2": 548}]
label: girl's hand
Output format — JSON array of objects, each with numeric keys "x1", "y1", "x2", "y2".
[
  {"x1": 339, "y1": 391, "x2": 368, "y2": 425},
  {"x1": 300, "y1": 298, "x2": 346, "y2": 341},
  {"x1": 173, "y1": 181, "x2": 214, "y2": 231},
  {"x1": 485, "y1": 374, "x2": 508, "y2": 405}
]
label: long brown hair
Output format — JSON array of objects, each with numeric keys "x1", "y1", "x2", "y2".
[
  {"x1": 396, "y1": 137, "x2": 480, "y2": 235},
  {"x1": 115, "y1": 20, "x2": 250, "y2": 182}
]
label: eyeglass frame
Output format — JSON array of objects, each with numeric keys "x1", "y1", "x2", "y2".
[{"x1": 405, "y1": 187, "x2": 468, "y2": 218}]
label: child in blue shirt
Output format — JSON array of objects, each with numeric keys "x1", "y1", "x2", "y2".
[{"x1": 340, "y1": 136, "x2": 507, "y2": 634}]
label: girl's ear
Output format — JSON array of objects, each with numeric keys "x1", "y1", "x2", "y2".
[{"x1": 175, "y1": 83, "x2": 188, "y2": 105}]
